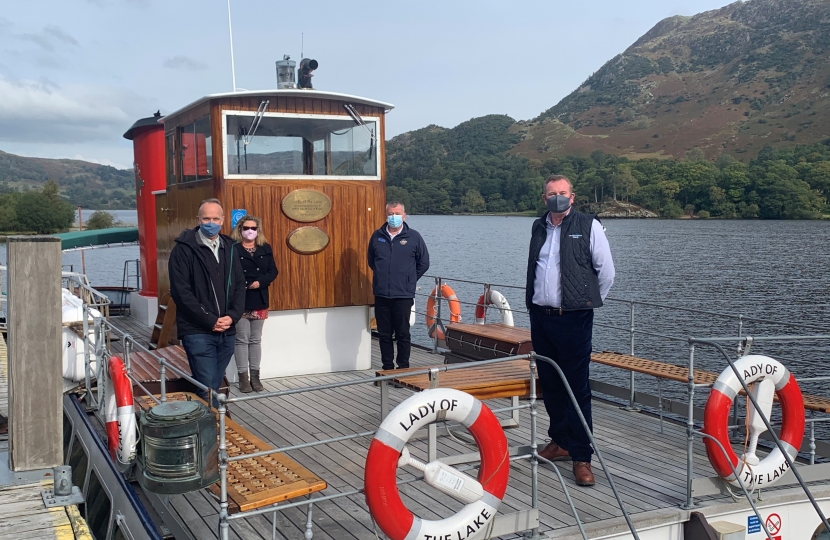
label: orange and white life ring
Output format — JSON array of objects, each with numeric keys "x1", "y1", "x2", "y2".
[
  {"x1": 106, "y1": 355, "x2": 138, "y2": 465},
  {"x1": 425, "y1": 284, "x2": 461, "y2": 340},
  {"x1": 364, "y1": 388, "x2": 509, "y2": 540},
  {"x1": 474, "y1": 289, "x2": 514, "y2": 326},
  {"x1": 703, "y1": 355, "x2": 804, "y2": 489}
]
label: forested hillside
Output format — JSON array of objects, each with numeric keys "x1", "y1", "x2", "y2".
[
  {"x1": 0, "y1": 150, "x2": 135, "y2": 209},
  {"x1": 387, "y1": 115, "x2": 829, "y2": 218}
]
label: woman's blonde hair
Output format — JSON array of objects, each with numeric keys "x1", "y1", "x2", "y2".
[{"x1": 231, "y1": 215, "x2": 267, "y2": 246}]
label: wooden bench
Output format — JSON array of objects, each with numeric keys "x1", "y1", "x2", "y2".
[
  {"x1": 437, "y1": 323, "x2": 830, "y2": 413},
  {"x1": 135, "y1": 392, "x2": 327, "y2": 514}
]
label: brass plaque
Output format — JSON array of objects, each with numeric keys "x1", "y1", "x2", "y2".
[
  {"x1": 281, "y1": 189, "x2": 332, "y2": 222},
  {"x1": 287, "y1": 227, "x2": 329, "y2": 255}
]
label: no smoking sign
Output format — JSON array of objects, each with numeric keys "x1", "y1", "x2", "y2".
[{"x1": 765, "y1": 512, "x2": 782, "y2": 539}]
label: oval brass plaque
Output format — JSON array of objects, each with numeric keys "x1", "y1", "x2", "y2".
[
  {"x1": 281, "y1": 189, "x2": 332, "y2": 222},
  {"x1": 287, "y1": 227, "x2": 329, "y2": 255}
]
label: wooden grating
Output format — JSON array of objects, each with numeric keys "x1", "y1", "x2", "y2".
[
  {"x1": 591, "y1": 351, "x2": 719, "y2": 385},
  {"x1": 135, "y1": 392, "x2": 327, "y2": 514},
  {"x1": 378, "y1": 359, "x2": 538, "y2": 400},
  {"x1": 446, "y1": 322, "x2": 533, "y2": 344}
]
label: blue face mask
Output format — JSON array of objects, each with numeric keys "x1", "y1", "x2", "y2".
[
  {"x1": 200, "y1": 221, "x2": 222, "y2": 238},
  {"x1": 545, "y1": 195, "x2": 572, "y2": 214},
  {"x1": 387, "y1": 214, "x2": 403, "y2": 229}
]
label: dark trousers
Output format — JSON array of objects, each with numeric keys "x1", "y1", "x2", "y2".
[
  {"x1": 181, "y1": 332, "x2": 235, "y2": 407},
  {"x1": 375, "y1": 296, "x2": 414, "y2": 370},
  {"x1": 530, "y1": 306, "x2": 594, "y2": 463}
]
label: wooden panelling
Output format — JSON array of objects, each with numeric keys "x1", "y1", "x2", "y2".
[
  {"x1": 155, "y1": 192, "x2": 171, "y2": 299},
  {"x1": 159, "y1": 93, "x2": 388, "y2": 311},
  {"x1": 163, "y1": 102, "x2": 211, "y2": 133},
  {"x1": 155, "y1": 181, "x2": 215, "y2": 301},
  {"x1": 224, "y1": 180, "x2": 384, "y2": 311}
]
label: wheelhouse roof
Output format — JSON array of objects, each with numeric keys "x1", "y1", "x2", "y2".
[{"x1": 164, "y1": 89, "x2": 394, "y2": 122}]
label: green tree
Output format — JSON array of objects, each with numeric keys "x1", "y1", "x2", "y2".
[
  {"x1": 756, "y1": 161, "x2": 825, "y2": 218},
  {"x1": 461, "y1": 189, "x2": 486, "y2": 213},
  {"x1": 85, "y1": 210, "x2": 116, "y2": 230},
  {"x1": 385, "y1": 186, "x2": 412, "y2": 212},
  {"x1": 13, "y1": 185, "x2": 75, "y2": 233}
]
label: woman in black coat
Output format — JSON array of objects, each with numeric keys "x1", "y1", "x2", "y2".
[{"x1": 231, "y1": 215, "x2": 278, "y2": 392}]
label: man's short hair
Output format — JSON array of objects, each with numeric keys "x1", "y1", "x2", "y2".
[
  {"x1": 543, "y1": 175, "x2": 574, "y2": 194},
  {"x1": 386, "y1": 201, "x2": 405, "y2": 212},
  {"x1": 198, "y1": 198, "x2": 223, "y2": 217}
]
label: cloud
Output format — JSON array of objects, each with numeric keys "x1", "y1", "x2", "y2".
[
  {"x1": 44, "y1": 25, "x2": 79, "y2": 47},
  {"x1": 17, "y1": 25, "x2": 79, "y2": 52},
  {"x1": 20, "y1": 32, "x2": 55, "y2": 52},
  {"x1": 0, "y1": 17, "x2": 12, "y2": 30},
  {"x1": 0, "y1": 76, "x2": 152, "y2": 144},
  {"x1": 163, "y1": 55, "x2": 208, "y2": 71},
  {"x1": 71, "y1": 154, "x2": 131, "y2": 169}
]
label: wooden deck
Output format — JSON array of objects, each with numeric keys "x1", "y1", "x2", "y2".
[{"x1": 106, "y1": 317, "x2": 805, "y2": 539}]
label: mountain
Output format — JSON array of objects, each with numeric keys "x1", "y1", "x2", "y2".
[
  {"x1": 512, "y1": 0, "x2": 830, "y2": 161},
  {"x1": 385, "y1": 0, "x2": 830, "y2": 219},
  {"x1": 0, "y1": 150, "x2": 135, "y2": 209}
]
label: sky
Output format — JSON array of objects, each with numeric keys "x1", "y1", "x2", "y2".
[{"x1": 0, "y1": 0, "x2": 738, "y2": 169}]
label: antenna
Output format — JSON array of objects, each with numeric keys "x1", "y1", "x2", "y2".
[
  {"x1": 301, "y1": 33, "x2": 304, "y2": 59},
  {"x1": 227, "y1": 0, "x2": 237, "y2": 92}
]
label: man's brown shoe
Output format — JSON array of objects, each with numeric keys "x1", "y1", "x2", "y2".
[
  {"x1": 538, "y1": 442, "x2": 570, "y2": 462},
  {"x1": 573, "y1": 461, "x2": 595, "y2": 487}
]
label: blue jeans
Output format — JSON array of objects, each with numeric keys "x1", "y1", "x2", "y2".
[
  {"x1": 530, "y1": 307, "x2": 595, "y2": 463},
  {"x1": 181, "y1": 332, "x2": 235, "y2": 407}
]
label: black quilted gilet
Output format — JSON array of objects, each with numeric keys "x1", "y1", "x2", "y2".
[{"x1": 525, "y1": 210, "x2": 602, "y2": 311}]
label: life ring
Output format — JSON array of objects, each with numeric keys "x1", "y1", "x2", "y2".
[
  {"x1": 425, "y1": 284, "x2": 462, "y2": 340},
  {"x1": 106, "y1": 356, "x2": 138, "y2": 465},
  {"x1": 365, "y1": 388, "x2": 509, "y2": 540},
  {"x1": 474, "y1": 290, "x2": 514, "y2": 326},
  {"x1": 703, "y1": 355, "x2": 804, "y2": 489}
]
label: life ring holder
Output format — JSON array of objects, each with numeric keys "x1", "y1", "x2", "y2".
[
  {"x1": 365, "y1": 388, "x2": 510, "y2": 540},
  {"x1": 703, "y1": 355, "x2": 804, "y2": 489},
  {"x1": 106, "y1": 355, "x2": 139, "y2": 465},
  {"x1": 425, "y1": 284, "x2": 462, "y2": 341},
  {"x1": 474, "y1": 289, "x2": 514, "y2": 326}
]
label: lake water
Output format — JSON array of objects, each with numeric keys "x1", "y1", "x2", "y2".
[{"x1": 1, "y1": 214, "x2": 829, "y2": 421}]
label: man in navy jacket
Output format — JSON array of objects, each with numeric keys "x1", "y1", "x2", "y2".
[{"x1": 367, "y1": 201, "x2": 430, "y2": 370}]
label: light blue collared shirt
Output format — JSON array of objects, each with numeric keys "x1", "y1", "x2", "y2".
[{"x1": 531, "y1": 212, "x2": 615, "y2": 308}]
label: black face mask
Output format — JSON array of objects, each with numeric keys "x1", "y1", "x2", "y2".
[{"x1": 545, "y1": 195, "x2": 572, "y2": 214}]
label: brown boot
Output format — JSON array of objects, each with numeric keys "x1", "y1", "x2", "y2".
[
  {"x1": 238, "y1": 372, "x2": 252, "y2": 393},
  {"x1": 573, "y1": 461, "x2": 595, "y2": 487},
  {"x1": 538, "y1": 442, "x2": 570, "y2": 462},
  {"x1": 250, "y1": 370, "x2": 264, "y2": 392}
]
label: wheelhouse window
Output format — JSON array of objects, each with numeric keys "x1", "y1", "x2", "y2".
[
  {"x1": 223, "y1": 112, "x2": 379, "y2": 179},
  {"x1": 179, "y1": 115, "x2": 212, "y2": 183},
  {"x1": 165, "y1": 131, "x2": 176, "y2": 186}
]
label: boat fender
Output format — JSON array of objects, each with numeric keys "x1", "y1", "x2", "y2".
[
  {"x1": 474, "y1": 289, "x2": 514, "y2": 326},
  {"x1": 425, "y1": 284, "x2": 462, "y2": 341},
  {"x1": 106, "y1": 356, "x2": 138, "y2": 465},
  {"x1": 62, "y1": 327, "x2": 97, "y2": 382},
  {"x1": 703, "y1": 355, "x2": 804, "y2": 489},
  {"x1": 365, "y1": 388, "x2": 509, "y2": 540}
]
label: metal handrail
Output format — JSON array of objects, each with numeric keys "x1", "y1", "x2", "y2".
[{"x1": 65, "y1": 270, "x2": 830, "y2": 539}]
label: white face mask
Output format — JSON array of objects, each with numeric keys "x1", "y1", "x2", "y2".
[{"x1": 242, "y1": 229, "x2": 258, "y2": 241}]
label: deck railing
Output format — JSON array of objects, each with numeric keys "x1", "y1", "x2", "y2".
[{"x1": 71, "y1": 273, "x2": 830, "y2": 540}]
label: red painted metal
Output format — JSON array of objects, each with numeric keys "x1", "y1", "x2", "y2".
[{"x1": 125, "y1": 113, "x2": 165, "y2": 297}]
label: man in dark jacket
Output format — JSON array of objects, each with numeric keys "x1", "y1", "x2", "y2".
[
  {"x1": 526, "y1": 175, "x2": 615, "y2": 487},
  {"x1": 368, "y1": 201, "x2": 430, "y2": 370},
  {"x1": 169, "y1": 198, "x2": 247, "y2": 405}
]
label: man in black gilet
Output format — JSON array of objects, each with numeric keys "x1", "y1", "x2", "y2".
[{"x1": 526, "y1": 175, "x2": 616, "y2": 487}]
